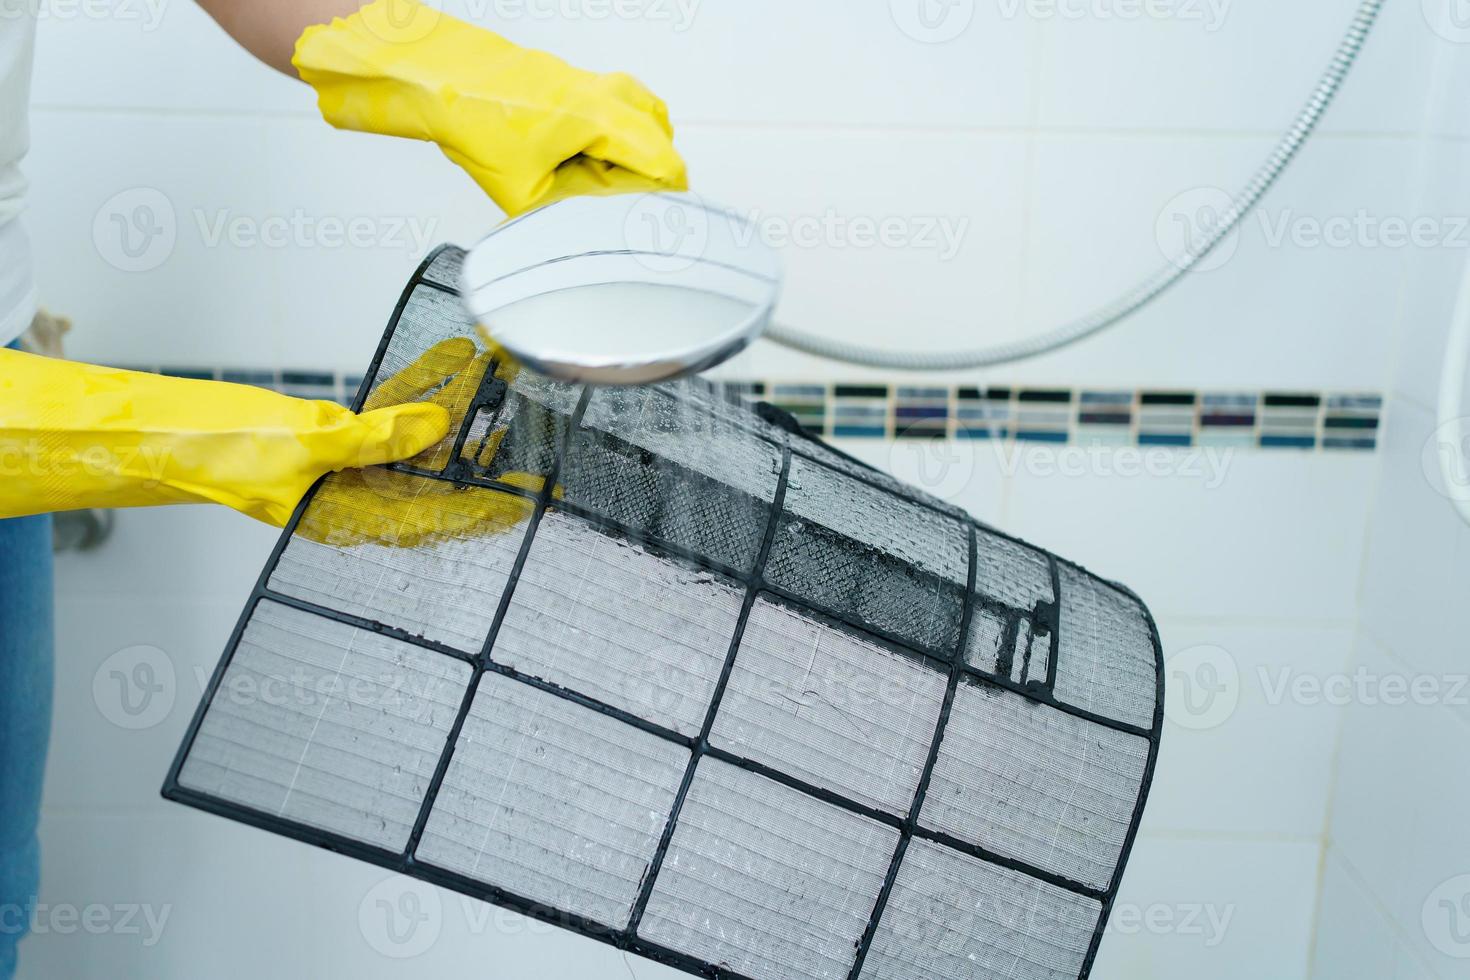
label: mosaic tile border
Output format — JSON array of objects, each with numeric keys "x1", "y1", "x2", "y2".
[{"x1": 130, "y1": 366, "x2": 1383, "y2": 453}]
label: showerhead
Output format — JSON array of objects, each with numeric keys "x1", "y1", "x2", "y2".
[{"x1": 459, "y1": 193, "x2": 782, "y2": 386}]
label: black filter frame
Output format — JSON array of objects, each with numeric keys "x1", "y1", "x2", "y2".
[{"x1": 163, "y1": 246, "x2": 1165, "y2": 980}]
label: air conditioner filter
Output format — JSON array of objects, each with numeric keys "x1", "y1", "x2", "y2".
[{"x1": 165, "y1": 246, "x2": 1164, "y2": 980}]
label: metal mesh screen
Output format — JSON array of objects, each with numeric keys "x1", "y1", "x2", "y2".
[{"x1": 165, "y1": 246, "x2": 1164, "y2": 980}]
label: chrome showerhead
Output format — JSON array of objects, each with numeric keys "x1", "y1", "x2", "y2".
[{"x1": 460, "y1": 193, "x2": 782, "y2": 386}]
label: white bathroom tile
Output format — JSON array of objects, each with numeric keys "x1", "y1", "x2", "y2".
[
  {"x1": 297, "y1": 856, "x2": 688, "y2": 980},
  {"x1": 1003, "y1": 448, "x2": 1377, "y2": 622},
  {"x1": 832, "y1": 436, "x2": 1009, "y2": 525},
  {"x1": 30, "y1": 0, "x2": 309, "y2": 113},
  {"x1": 1423, "y1": 1, "x2": 1470, "y2": 141},
  {"x1": 259, "y1": 119, "x2": 503, "y2": 371},
  {"x1": 1312, "y1": 847, "x2": 1434, "y2": 980},
  {"x1": 1327, "y1": 632, "x2": 1470, "y2": 968},
  {"x1": 17, "y1": 811, "x2": 316, "y2": 980},
  {"x1": 1013, "y1": 134, "x2": 1415, "y2": 391},
  {"x1": 54, "y1": 506, "x2": 278, "y2": 605},
  {"x1": 443, "y1": 0, "x2": 1038, "y2": 130},
  {"x1": 1357, "y1": 400, "x2": 1470, "y2": 701},
  {"x1": 1146, "y1": 621, "x2": 1351, "y2": 838},
  {"x1": 1391, "y1": 137, "x2": 1470, "y2": 410},
  {"x1": 43, "y1": 594, "x2": 245, "y2": 814},
  {"x1": 679, "y1": 126, "x2": 1032, "y2": 386},
  {"x1": 25, "y1": 110, "x2": 285, "y2": 368},
  {"x1": 1090, "y1": 835, "x2": 1320, "y2": 980},
  {"x1": 1034, "y1": 0, "x2": 1435, "y2": 136}
]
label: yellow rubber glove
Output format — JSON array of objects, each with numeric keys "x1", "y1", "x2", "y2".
[
  {"x1": 297, "y1": 335, "x2": 552, "y2": 549},
  {"x1": 292, "y1": 0, "x2": 688, "y2": 218},
  {"x1": 0, "y1": 348, "x2": 450, "y2": 526}
]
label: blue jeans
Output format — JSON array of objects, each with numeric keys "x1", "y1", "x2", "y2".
[{"x1": 0, "y1": 340, "x2": 54, "y2": 979}]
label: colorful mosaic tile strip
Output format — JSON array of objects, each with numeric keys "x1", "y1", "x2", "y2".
[{"x1": 124, "y1": 366, "x2": 1386, "y2": 453}]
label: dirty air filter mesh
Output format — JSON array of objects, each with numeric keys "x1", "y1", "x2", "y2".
[{"x1": 164, "y1": 246, "x2": 1164, "y2": 980}]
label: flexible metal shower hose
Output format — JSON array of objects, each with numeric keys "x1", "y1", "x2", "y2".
[{"x1": 763, "y1": 0, "x2": 1388, "y2": 370}]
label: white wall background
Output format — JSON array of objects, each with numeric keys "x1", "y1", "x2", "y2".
[{"x1": 15, "y1": 1, "x2": 1470, "y2": 978}]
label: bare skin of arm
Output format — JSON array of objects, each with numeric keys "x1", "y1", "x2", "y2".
[{"x1": 194, "y1": 0, "x2": 370, "y2": 76}]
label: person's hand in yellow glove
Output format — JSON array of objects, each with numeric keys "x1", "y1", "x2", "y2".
[
  {"x1": 0, "y1": 348, "x2": 451, "y2": 527},
  {"x1": 296, "y1": 334, "x2": 553, "y2": 549},
  {"x1": 290, "y1": 0, "x2": 687, "y2": 217}
]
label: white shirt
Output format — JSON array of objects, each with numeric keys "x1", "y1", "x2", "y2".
[{"x1": 0, "y1": 6, "x2": 38, "y2": 346}]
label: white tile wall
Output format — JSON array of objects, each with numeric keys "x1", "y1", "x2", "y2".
[
  {"x1": 1091, "y1": 835, "x2": 1321, "y2": 980},
  {"x1": 1312, "y1": 849, "x2": 1435, "y2": 980},
  {"x1": 1002, "y1": 446, "x2": 1378, "y2": 622},
  {"x1": 1147, "y1": 621, "x2": 1351, "y2": 839},
  {"x1": 18, "y1": 1, "x2": 1470, "y2": 979},
  {"x1": 1318, "y1": 635, "x2": 1470, "y2": 980},
  {"x1": 1311, "y1": 7, "x2": 1470, "y2": 966}
]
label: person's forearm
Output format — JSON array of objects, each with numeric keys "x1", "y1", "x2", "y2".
[{"x1": 195, "y1": 0, "x2": 369, "y2": 76}]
